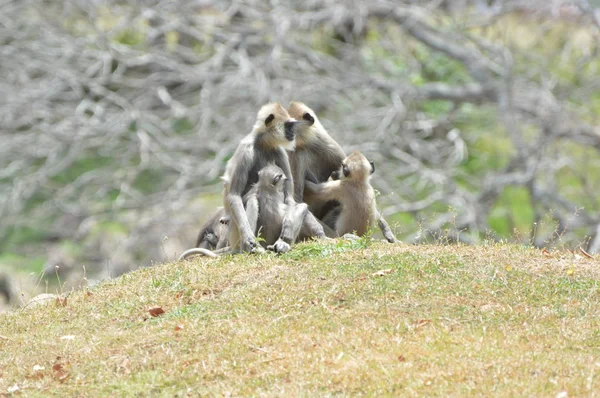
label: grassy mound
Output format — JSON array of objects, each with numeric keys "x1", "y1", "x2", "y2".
[{"x1": 1, "y1": 240, "x2": 599, "y2": 396}]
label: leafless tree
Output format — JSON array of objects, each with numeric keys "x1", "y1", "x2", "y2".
[{"x1": 1, "y1": 0, "x2": 599, "y2": 283}]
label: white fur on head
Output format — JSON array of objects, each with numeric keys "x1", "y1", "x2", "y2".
[
  {"x1": 287, "y1": 101, "x2": 327, "y2": 147},
  {"x1": 252, "y1": 102, "x2": 296, "y2": 149}
]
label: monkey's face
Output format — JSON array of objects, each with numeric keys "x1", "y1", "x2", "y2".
[
  {"x1": 254, "y1": 103, "x2": 299, "y2": 151},
  {"x1": 258, "y1": 164, "x2": 287, "y2": 193},
  {"x1": 287, "y1": 101, "x2": 322, "y2": 148},
  {"x1": 338, "y1": 150, "x2": 373, "y2": 182}
]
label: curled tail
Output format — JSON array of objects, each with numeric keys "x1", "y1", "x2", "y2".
[{"x1": 177, "y1": 246, "x2": 231, "y2": 261}]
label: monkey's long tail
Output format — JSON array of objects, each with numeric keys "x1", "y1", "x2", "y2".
[{"x1": 177, "y1": 247, "x2": 231, "y2": 261}]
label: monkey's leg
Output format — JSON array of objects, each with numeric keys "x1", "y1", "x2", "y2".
[
  {"x1": 245, "y1": 195, "x2": 265, "y2": 253},
  {"x1": 215, "y1": 216, "x2": 230, "y2": 249},
  {"x1": 288, "y1": 203, "x2": 309, "y2": 242},
  {"x1": 299, "y1": 211, "x2": 336, "y2": 239},
  {"x1": 270, "y1": 202, "x2": 311, "y2": 253},
  {"x1": 226, "y1": 194, "x2": 257, "y2": 252},
  {"x1": 267, "y1": 203, "x2": 309, "y2": 253},
  {"x1": 377, "y1": 211, "x2": 400, "y2": 243},
  {"x1": 245, "y1": 195, "x2": 259, "y2": 236},
  {"x1": 216, "y1": 233, "x2": 229, "y2": 249}
]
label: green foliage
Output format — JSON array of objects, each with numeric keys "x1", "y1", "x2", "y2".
[
  {"x1": 0, "y1": 252, "x2": 45, "y2": 274},
  {"x1": 420, "y1": 100, "x2": 454, "y2": 117},
  {"x1": 1, "y1": 226, "x2": 48, "y2": 250},
  {"x1": 172, "y1": 118, "x2": 195, "y2": 135},
  {"x1": 50, "y1": 155, "x2": 112, "y2": 185},
  {"x1": 488, "y1": 186, "x2": 535, "y2": 238},
  {"x1": 132, "y1": 168, "x2": 167, "y2": 194},
  {"x1": 113, "y1": 29, "x2": 145, "y2": 47},
  {"x1": 90, "y1": 220, "x2": 128, "y2": 238},
  {"x1": 414, "y1": 45, "x2": 471, "y2": 85}
]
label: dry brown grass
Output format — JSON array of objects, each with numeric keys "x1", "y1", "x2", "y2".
[{"x1": 1, "y1": 239, "x2": 599, "y2": 396}]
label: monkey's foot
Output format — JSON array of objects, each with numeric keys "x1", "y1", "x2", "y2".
[
  {"x1": 251, "y1": 246, "x2": 266, "y2": 254},
  {"x1": 386, "y1": 237, "x2": 402, "y2": 244},
  {"x1": 267, "y1": 239, "x2": 291, "y2": 253},
  {"x1": 342, "y1": 233, "x2": 360, "y2": 241},
  {"x1": 241, "y1": 236, "x2": 259, "y2": 253},
  {"x1": 316, "y1": 236, "x2": 335, "y2": 243}
]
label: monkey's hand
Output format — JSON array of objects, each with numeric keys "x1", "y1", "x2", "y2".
[
  {"x1": 240, "y1": 233, "x2": 259, "y2": 253},
  {"x1": 267, "y1": 239, "x2": 291, "y2": 254}
]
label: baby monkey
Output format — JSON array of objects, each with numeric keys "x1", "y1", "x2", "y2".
[
  {"x1": 194, "y1": 207, "x2": 229, "y2": 250},
  {"x1": 179, "y1": 164, "x2": 310, "y2": 260},
  {"x1": 304, "y1": 151, "x2": 399, "y2": 243},
  {"x1": 245, "y1": 163, "x2": 310, "y2": 250}
]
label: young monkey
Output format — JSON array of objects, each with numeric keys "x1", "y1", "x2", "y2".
[
  {"x1": 304, "y1": 150, "x2": 399, "y2": 243},
  {"x1": 194, "y1": 207, "x2": 229, "y2": 250},
  {"x1": 245, "y1": 163, "x2": 310, "y2": 249},
  {"x1": 178, "y1": 164, "x2": 310, "y2": 260}
]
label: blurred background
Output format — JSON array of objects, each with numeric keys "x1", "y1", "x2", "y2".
[{"x1": 1, "y1": 0, "x2": 599, "y2": 308}]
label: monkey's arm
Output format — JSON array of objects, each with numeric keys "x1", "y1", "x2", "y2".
[
  {"x1": 304, "y1": 180, "x2": 341, "y2": 202},
  {"x1": 305, "y1": 169, "x2": 318, "y2": 184},
  {"x1": 376, "y1": 211, "x2": 400, "y2": 243},
  {"x1": 245, "y1": 194, "x2": 259, "y2": 236},
  {"x1": 273, "y1": 152, "x2": 323, "y2": 251},
  {"x1": 226, "y1": 152, "x2": 258, "y2": 252}
]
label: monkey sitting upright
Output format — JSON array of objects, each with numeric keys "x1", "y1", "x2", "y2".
[
  {"x1": 221, "y1": 102, "x2": 326, "y2": 254},
  {"x1": 178, "y1": 164, "x2": 310, "y2": 260},
  {"x1": 286, "y1": 101, "x2": 346, "y2": 204},
  {"x1": 178, "y1": 102, "x2": 326, "y2": 261},
  {"x1": 304, "y1": 150, "x2": 399, "y2": 243},
  {"x1": 244, "y1": 163, "x2": 310, "y2": 249}
]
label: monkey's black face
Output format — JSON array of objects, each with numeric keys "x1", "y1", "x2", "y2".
[
  {"x1": 370, "y1": 161, "x2": 375, "y2": 174},
  {"x1": 284, "y1": 121, "x2": 298, "y2": 141},
  {"x1": 342, "y1": 164, "x2": 350, "y2": 178}
]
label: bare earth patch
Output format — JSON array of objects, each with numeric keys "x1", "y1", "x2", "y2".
[{"x1": 1, "y1": 240, "x2": 599, "y2": 396}]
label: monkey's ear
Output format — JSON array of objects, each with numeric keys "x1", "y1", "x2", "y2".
[
  {"x1": 330, "y1": 170, "x2": 340, "y2": 181},
  {"x1": 265, "y1": 114, "x2": 275, "y2": 125},
  {"x1": 369, "y1": 161, "x2": 375, "y2": 174},
  {"x1": 302, "y1": 112, "x2": 315, "y2": 125}
]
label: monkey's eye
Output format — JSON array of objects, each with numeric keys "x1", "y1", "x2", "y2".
[
  {"x1": 265, "y1": 114, "x2": 275, "y2": 125},
  {"x1": 302, "y1": 112, "x2": 315, "y2": 124},
  {"x1": 272, "y1": 174, "x2": 283, "y2": 184},
  {"x1": 342, "y1": 164, "x2": 350, "y2": 177}
]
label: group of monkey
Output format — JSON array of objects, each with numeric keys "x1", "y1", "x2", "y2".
[{"x1": 178, "y1": 101, "x2": 399, "y2": 260}]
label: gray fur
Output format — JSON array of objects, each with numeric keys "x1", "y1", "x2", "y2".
[
  {"x1": 179, "y1": 103, "x2": 330, "y2": 261},
  {"x1": 244, "y1": 163, "x2": 309, "y2": 250},
  {"x1": 287, "y1": 102, "x2": 346, "y2": 237},
  {"x1": 194, "y1": 207, "x2": 229, "y2": 250}
]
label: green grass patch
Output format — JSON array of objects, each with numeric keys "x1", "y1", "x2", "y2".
[{"x1": 1, "y1": 242, "x2": 599, "y2": 396}]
